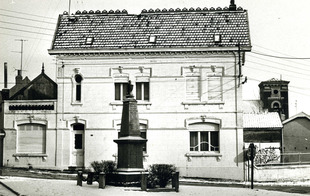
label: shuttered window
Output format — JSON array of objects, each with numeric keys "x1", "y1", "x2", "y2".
[
  {"x1": 17, "y1": 124, "x2": 46, "y2": 153},
  {"x1": 186, "y1": 76, "x2": 200, "y2": 101},
  {"x1": 208, "y1": 77, "x2": 222, "y2": 101}
]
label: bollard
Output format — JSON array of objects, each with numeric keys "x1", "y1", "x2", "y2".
[
  {"x1": 77, "y1": 171, "x2": 83, "y2": 186},
  {"x1": 174, "y1": 172, "x2": 179, "y2": 192},
  {"x1": 98, "y1": 172, "x2": 106, "y2": 189},
  {"x1": 87, "y1": 172, "x2": 94, "y2": 185},
  {"x1": 141, "y1": 172, "x2": 147, "y2": 191},
  {"x1": 172, "y1": 172, "x2": 176, "y2": 188}
]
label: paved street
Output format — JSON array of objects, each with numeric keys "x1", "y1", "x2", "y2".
[{"x1": 0, "y1": 176, "x2": 308, "y2": 196}]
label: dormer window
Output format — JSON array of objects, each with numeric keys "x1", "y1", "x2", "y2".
[
  {"x1": 214, "y1": 34, "x2": 221, "y2": 43},
  {"x1": 85, "y1": 37, "x2": 94, "y2": 45},
  {"x1": 149, "y1": 35, "x2": 157, "y2": 43}
]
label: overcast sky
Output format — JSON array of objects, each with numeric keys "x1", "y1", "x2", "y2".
[{"x1": 0, "y1": 0, "x2": 310, "y2": 116}]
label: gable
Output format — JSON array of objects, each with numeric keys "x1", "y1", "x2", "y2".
[
  {"x1": 10, "y1": 73, "x2": 57, "y2": 100},
  {"x1": 50, "y1": 7, "x2": 251, "y2": 53}
]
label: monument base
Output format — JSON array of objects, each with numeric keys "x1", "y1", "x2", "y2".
[{"x1": 109, "y1": 169, "x2": 148, "y2": 186}]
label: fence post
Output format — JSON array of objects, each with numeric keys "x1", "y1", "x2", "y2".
[
  {"x1": 174, "y1": 171, "x2": 179, "y2": 192},
  {"x1": 77, "y1": 171, "x2": 83, "y2": 186},
  {"x1": 141, "y1": 172, "x2": 147, "y2": 191},
  {"x1": 98, "y1": 172, "x2": 106, "y2": 189},
  {"x1": 172, "y1": 172, "x2": 176, "y2": 188}
]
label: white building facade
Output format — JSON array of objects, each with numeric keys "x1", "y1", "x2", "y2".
[{"x1": 2, "y1": 3, "x2": 251, "y2": 181}]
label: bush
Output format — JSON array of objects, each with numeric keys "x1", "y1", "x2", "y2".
[
  {"x1": 90, "y1": 160, "x2": 116, "y2": 174},
  {"x1": 147, "y1": 164, "x2": 176, "y2": 188}
]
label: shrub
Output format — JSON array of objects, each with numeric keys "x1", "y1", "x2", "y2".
[
  {"x1": 90, "y1": 160, "x2": 116, "y2": 174},
  {"x1": 147, "y1": 164, "x2": 176, "y2": 188}
]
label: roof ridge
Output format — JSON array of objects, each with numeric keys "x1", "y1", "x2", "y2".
[{"x1": 63, "y1": 6, "x2": 245, "y2": 16}]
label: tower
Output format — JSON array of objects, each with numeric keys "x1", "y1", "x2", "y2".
[{"x1": 259, "y1": 78, "x2": 289, "y2": 120}]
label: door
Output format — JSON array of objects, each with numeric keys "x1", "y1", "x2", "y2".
[{"x1": 71, "y1": 124, "x2": 84, "y2": 167}]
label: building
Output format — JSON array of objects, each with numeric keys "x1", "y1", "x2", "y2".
[
  {"x1": 243, "y1": 112, "x2": 283, "y2": 164},
  {"x1": 259, "y1": 78, "x2": 289, "y2": 121},
  {"x1": 282, "y1": 112, "x2": 310, "y2": 163},
  {"x1": 2, "y1": 1, "x2": 251, "y2": 180},
  {"x1": 0, "y1": 66, "x2": 57, "y2": 168}
]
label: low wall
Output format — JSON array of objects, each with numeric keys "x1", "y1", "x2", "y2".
[{"x1": 253, "y1": 164, "x2": 310, "y2": 182}]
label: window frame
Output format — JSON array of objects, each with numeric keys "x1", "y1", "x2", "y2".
[
  {"x1": 136, "y1": 82, "x2": 150, "y2": 101},
  {"x1": 114, "y1": 82, "x2": 128, "y2": 101}
]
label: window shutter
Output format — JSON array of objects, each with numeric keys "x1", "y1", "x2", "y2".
[
  {"x1": 18, "y1": 124, "x2": 46, "y2": 153},
  {"x1": 208, "y1": 77, "x2": 222, "y2": 101},
  {"x1": 186, "y1": 76, "x2": 200, "y2": 101}
]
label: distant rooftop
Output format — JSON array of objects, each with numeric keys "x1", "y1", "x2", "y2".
[
  {"x1": 243, "y1": 112, "x2": 283, "y2": 129},
  {"x1": 49, "y1": 5, "x2": 251, "y2": 53}
]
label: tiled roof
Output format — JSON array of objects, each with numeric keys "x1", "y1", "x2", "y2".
[
  {"x1": 50, "y1": 7, "x2": 251, "y2": 52},
  {"x1": 243, "y1": 112, "x2": 283, "y2": 129}
]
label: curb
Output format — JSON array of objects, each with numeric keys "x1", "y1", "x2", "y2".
[{"x1": 0, "y1": 180, "x2": 21, "y2": 196}]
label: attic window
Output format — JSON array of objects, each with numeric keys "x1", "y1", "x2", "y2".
[
  {"x1": 149, "y1": 35, "x2": 157, "y2": 43},
  {"x1": 214, "y1": 35, "x2": 221, "y2": 43},
  {"x1": 85, "y1": 37, "x2": 94, "y2": 45}
]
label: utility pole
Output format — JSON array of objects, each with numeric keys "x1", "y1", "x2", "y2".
[{"x1": 15, "y1": 39, "x2": 27, "y2": 76}]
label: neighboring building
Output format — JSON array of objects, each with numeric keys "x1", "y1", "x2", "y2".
[
  {"x1": 259, "y1": 78, "x2": 289, "y2": 121},
  {"x1": 282, "y1": 112, "x2": 310, "y2": 163},
  {"x1": 243, "y1": 112, "x2": 283, "y2": 164},
  {"x1": 2, "y1": 1, "x2": 252, "y2": 180},
  {"x1": 0, "y1": 66, "x2": 57, "y2": 169}
]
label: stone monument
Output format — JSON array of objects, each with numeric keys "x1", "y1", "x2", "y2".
[{"x1": 113, "y1": 80, "x2": 147, "y2": 184}]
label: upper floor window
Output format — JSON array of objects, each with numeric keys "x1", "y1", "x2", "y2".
[
  {"x1": 75, "y1": 74, "x2": 83, "y2": 102},
  {"x1": 115, "y1": 83, "x2": 128, "y2": 101},
  {"x1": 17, "y1": 124, "x2": 46, "y2": 154},
  {"x1": 186, "y1": 75, "x2": 200, "y2": 101},
  {"x1": 184, "y1": 66, "x2": 223, "y2": 103},
  {"x1": 136, "y1": 82, "x2": 149, "y2": 101},
  {"x1": 189, "y1": 123, "x2": 219, "y2": 152},
  {"x1": 208, "y1": 76, "x2": 222, "y2": 101}
]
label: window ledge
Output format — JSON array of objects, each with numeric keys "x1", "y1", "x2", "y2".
[
  {"x1": 185, "y1": 152, "x2": 222, "y2": 157},
  {"x1": 13, "y1": 153, "x2": 48, "y2": 157},
  {"x1": 182, "y1": 101, "x2": 224, "y2": 109},
  {"x1": 110, "y1": 101, "x2": 152, "y2": 110},
  {"x1": 71, "y1": 102, "x2": 83, "y2": 106},
  {"x1": 182, "y1": 101, "x2": 224, "y2": 105}
]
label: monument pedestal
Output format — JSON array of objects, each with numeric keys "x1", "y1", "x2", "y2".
[{"x1": 113, "y1": 93, "x2": 147, "y2": 185}]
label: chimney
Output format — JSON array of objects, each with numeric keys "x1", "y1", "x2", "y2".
[
  {"x1": 4, "y1": 62, "x2": 8, "y2": 88},
  {"x1": 16, "y1": 69, "x2": 22, "y2": 85},
  {"x1": 229, "y1": 0, "x2": 237, "y2": 11}
]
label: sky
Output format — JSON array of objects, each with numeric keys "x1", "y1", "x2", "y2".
[{"x1": 0, "y1": 0, "x2": 310, "y2": 116}]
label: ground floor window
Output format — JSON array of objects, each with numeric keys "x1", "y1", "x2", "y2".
[
  {"x1": 17, "y1": 124, "x2": 46, "y2": 153},
  {"x1": 189, "y1": 123, "x2": 219, "y2": 152}
]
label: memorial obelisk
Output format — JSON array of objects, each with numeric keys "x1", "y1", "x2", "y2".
[{"x1": 113, "y1": 80, "x2": 147, "y2": 183}]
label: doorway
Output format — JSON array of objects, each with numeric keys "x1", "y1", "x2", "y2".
[{"x1": 71, "y1": 123, "x2": 85, "y2": 167}]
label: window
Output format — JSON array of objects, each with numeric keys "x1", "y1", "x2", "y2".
[
  {"x1": 115, "y1": 83, "x2": 128, "y2": 101},
  {"x1": 189, "y1": 123, "x2": 219, "y2": 152},
  {"x1": 85, "y1": 37, "x2": 94, "y2": 45},
  {"x1": 75, "y1": 74, "x2": 83, "y2": 102},
  {"x1": 17, "y1": 124, "x2": 46, "y2": 153},
  {"x1": 186, "y1": 76, "x2": 200, "y2": 101},
  {"x1": 214, "y1": 34, "x2": 221, "y2": 43},
  {"x1": 208, "y1": 76, "x2": 222, "y2": 101},
  {"x1": 136, "y1": 82, "x2": 149, "y2": 101},
  {"x1": 149, "y1": 35, "x2": 157, "y2": 43}
]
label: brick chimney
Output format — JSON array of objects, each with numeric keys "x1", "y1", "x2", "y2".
[
  {"x1": 4, "y1": 62, "x2": 8, "y2": 88},
  {"x1": 229, "y1": 0, "x2": 237, "y2": 11},
  {"x1": 15, "y1": 69, "x2": 22, "y2": 85}
]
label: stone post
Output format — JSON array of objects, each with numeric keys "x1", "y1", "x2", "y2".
[{"x1": 98, "y1": 172, "x2": 106, "y2": 189}]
